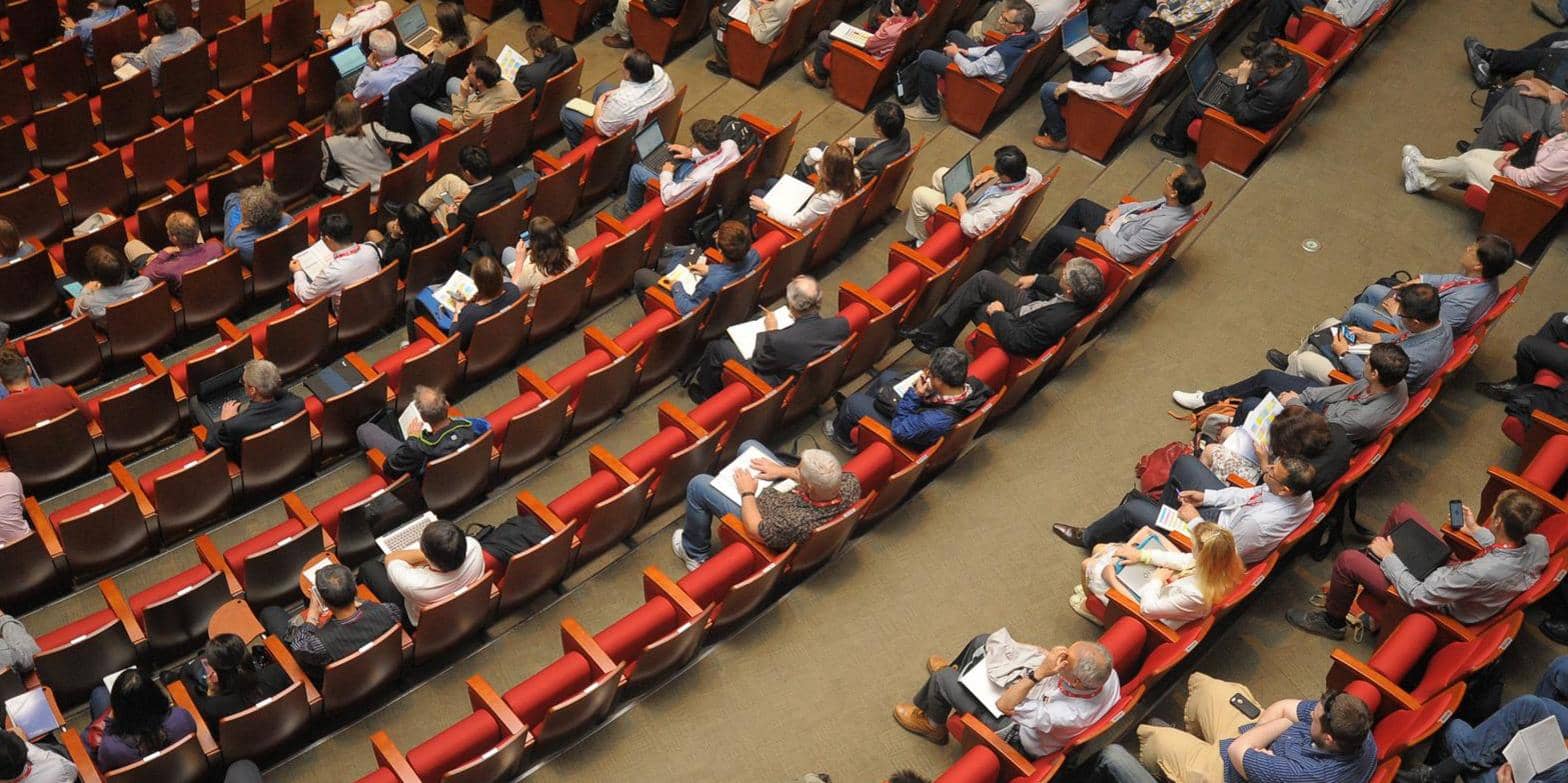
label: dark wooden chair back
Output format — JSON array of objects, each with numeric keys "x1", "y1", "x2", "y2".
[
  {"x1": 411, "y1": 573, "x2": 494, "y2": 664},
  {"x1": 96, "y1": 372, "x2": 181, "y2": 456},
  {"x1": 420, "y1": 431, "x2": 494, "y2": 517},
  {"x1": 19, "y1": 317, "x2": 102, "y2": 388},
  {"x1": 141, "y1": 570, "x2": 232, "y2": 660},
  {"x1": 259, "y1": 297, "x2": 331, "y2": 378},
  {"x1": 4, "y1": 409, "x2": 100, "y2": 493},
  {"x1": 34, "y1": 621, "x2": 138, "y2": 706},
  {"x1": 236, "y1": 410, "x2": 314, "y2": 497},
  {"x1": 321, "y1": 624, "x2": 404, "y2": 715},
  {"x1": 334, "y1": 262, "x2": 401, "y2": 347},
  {"x1": 575, "y1": 470, "x2": 655, "y2": 559},
  {"x1": 497, "y1": 518, "x2": 580, "y2": 613},
  {"x1": 177, "y1": 251, "x2": 247, "y2": 331},
  {"x1": 460, "y1": 296, "x2": 528, "y2": 381},
  {"x1": 151, "y1": 449, "x2": 234, "y2": 540},
  {"x1": 215, "y1": 680, "x2": 313, "y2": 761},
  {"x1": 526, "y1": 257, "x2": 593, "y2": 343}
]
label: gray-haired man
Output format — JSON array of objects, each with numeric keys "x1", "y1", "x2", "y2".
[
  {"x1": 901, "y1": 259, "x2": 1106, "y2": 356},
  {"x1": 196, "y1": 359, "x2": 306, "y2": 458},
  {"x1": 894, "y1": 634, "x2": 1120, "y2": 756},
  {"x1": 687, "y1": 276, "x2": 852, "y2": 401}
]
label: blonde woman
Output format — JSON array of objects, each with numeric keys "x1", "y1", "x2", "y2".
[{"x1": 1073, "y1": 523, "x2": 1245, "y2": 628}]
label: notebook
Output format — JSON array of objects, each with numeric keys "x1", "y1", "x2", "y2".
[
  {"x1": 564, "y1": 97, "x2": 598, "y2": 117},
  {"x1": 1154, "y1": 503, "x2": 1192, "y2": 538},
  {"x1": 709, "y1": 445, "x2": 796, "y2": 505},
  {"x1": 726, "y1": 306, "x2": 795, "y2": 359},
  {"x1": 4, "y1": 689, "x2": 60, "y2": 740},
  {"x1": 661, "y1": 263, "x2": 699, "y2": 296},
  {"x1": 892, "y1": 369, "x2": 923, "y2": 396},
  {"x1": 496, "y1": 44, "x2": 529, "y2": 83},
  {"x1": 725, "y1": 0, "x2": 750, "y2": 24},
  {"x1": 1385, "y1": 519, "x2": 1452, "y2": 581},
  {"x1": 293, "y1": 240, "x2": 334, "y2": 281},
  {"x1": 829, "y1": 22, "x2": 872, "y2": 48},
  {"x1": 759, "y1": 176, "x2": 815, "y2": 216},
  {"x1": 396, "y1": 399, "x2": 433, "y2": 438},
  {"x1": 1504, "y1": 716, "x2": 1568, "y2": 783},
  {"x1": 1112, "y1": 533, "x2": 1169, "y2": 602},
  {"x1": 942, "y1": 153, "x2": 974, "y2": 202},
  {"x1": 1062, "y1": 12, "x2": 1099, "y2": 65},
  {"x1": 303, "y1": 357, "x2": 367, "y2": 401},
  {"x1": 114, "y1": 62, "x2": 142, "y2": 80}
]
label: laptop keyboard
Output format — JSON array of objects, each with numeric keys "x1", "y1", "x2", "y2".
[
  {"x1": 201, "y1": 388, "x2": 251, "y2": 422},
  {"x1": 377, "y1": 513, "x2": 437, "y2": 553},
  {"x1": 1199, "y1": 75, "x2": 1237, "y2": 108}
]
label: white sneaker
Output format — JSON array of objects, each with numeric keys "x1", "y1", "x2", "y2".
[
  {"x1": 1401, "y1": 154, "x2": 1435, "y2": 193},
  {"x1": 904, "y1": 103, "x2": 941, "y2": 122},
  {"x1": 1401, "y1": 144, "x2": 1420, "y2": 161},
  {"x1": 1172, "y1": 390, "x2": 1206, "y2": 410},
  {"x1": 670, "y1": 529, "x2": 706, "y2": 572}
]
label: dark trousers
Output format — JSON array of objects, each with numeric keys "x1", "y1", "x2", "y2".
[
  {"x1": 259, "y1": 605, "x2": 293, "y2": 638},
  {"x1": 913, "y1": 633, "x2": 1009, "y2": 730},
  {"x1": 1026, "y1": 199, "x2": 1108, "y2": 272},
  {"x1": 1322, "y1": 505, "x2": 1439, "y2": 622},
  {"x1": 189, "y1": 395, "x2": 220, "y2": 438},
  {"x1": 913, "y1": 270, "x2": 1032, "y2": 346},
  {"x1": 1083, "y1": 487, "x2": 1220, "y2": 548},
  {"x1": 1514, "y1": 312, "x2": 1568, "y2": 383},
  {"x1": 1160, "y1": 93, "x2": 1206, "y2": 150},
  {"x1": 832, "y1": 369, "x2": 900, "y2": 443},
  {"x1": 1252, "y1": 0, "x2": 1323, "y2": 40},
  {"x1": 1157, "y1": 454, "x2": 1228, "y2": 508},
  {"x1": 1200, "y1": 368, "x2": 1319, "y2": 406},
  {"x1": 806, "y1": 30, "x2": 833, "y2": 75},
  {"x1": 914, "y1": 32, "x2": 980, "y2": 111},
  {"x1": 357, "y1": 560, "x2": 409, "y2": 620},
  {"x1": 1489, "y1": 32, "x2": 1568, "y2": 79},
  {"x1": 383, "y1": 62, "x2": 450, "y2": 138},
  {"x1": 690, "y1": 337, "x2": 747, "y2": 401},
  {"x1": 1090, "y1": 0, "x2": 1150, "y2": 44}
]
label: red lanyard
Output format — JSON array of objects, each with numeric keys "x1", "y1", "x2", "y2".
[{"x1": 1437, "y1": 278, "x2": 1485, "y2": 293}]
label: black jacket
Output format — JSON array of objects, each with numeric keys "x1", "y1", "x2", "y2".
[
  {"x1": 203, "y1": 393, "x2": 307, "y2": 457},
  {"x1": 985, "y1": 276, "x2": 1091, "y2": 357},
  {"x1": 514, "y1": 46, "x2": 578, "y2": 108},
  {"x1": 1226, "y1": 54, "x2": 1309, "y2": 130},
  {"x1": 386, "y1": 417, "x2": 489, "y2": 478},
  {"x1": 750, "y1": 313, "x2": 851, "y2": 384},
  {"x1": 449, "y1": 176, "x2": 518, "y2": 240},
  {"x1": 853, "y1": 130, "x2": 911, "y2": 180}
]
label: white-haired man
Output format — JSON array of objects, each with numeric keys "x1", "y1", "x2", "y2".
[
  {"x1": 686, "y1": 275, "x2": 851, "y2": 401},
  {"x1": 195, "y1": 360, "x2": 305, "y2": 458},
  {"x1": 353, "y1": 29, "x2": 424, "y2": 102}
]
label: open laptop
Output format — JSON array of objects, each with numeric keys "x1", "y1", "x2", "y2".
[
  {"x1": 635, "y1": 123, "x2": 677, "y2": 171},
  {"x1": 941, "y1": 153, "x2": 974, "y2": 201},
  {"x1": 1185, "y1": 40, "x2": 1238, "y2": 111},
  {"x1": 376, "y1": 511, "x2": 439, "y2": 554},
  {"x1": 196, "y1": 364, "x2": 249, "y2": 422},
  {"x1": 1062, "y1": 12, "x2": 1100, "y2": 66},
  {"x1": 303, "y1": 357, "x2": 367, "y2": 401},
  {"x1": 395, "y1": 5, "x2": 441, "y2": 56},
  {"x1": 330, "y1": 44, "x2": 368, "y2": 80}
]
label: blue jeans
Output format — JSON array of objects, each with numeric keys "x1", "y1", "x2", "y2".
[
  {"x1": 1040, "y1": 63, "x2": 1112, "y2": 138},
  {"x1": 1537, "y1": 655, "x2": 1568, "y2": 702},
  {"x1": 625, "y1": 160, "x2": 694, "y2": 211},
  {"x1": 1444, "y1": 695, "x2": 1568, "y2": 777},
  {"x1": 1091, "y1": 744, "x2": 1157, "y2": 783},
  {"x1": 1342, "y1": 283, "x2": 1395, "y2": 330},
  {"x1": 411, "y1": 77, "x2": 462, "y2": 147},
  {"x1": 831, "y1": 370, "x2": 898, "y2": 445},
  {"x1": 561, "y1": 83, "x2": 615, "y2": 148},
  {"x1": 680, "y1": 438, "x2": 776, "y2": 559}
]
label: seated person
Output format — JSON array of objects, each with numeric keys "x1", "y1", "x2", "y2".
[
  {"x1": 602, "y1": 0, "x2": 682, "y2": 48},
  {"x1": 110, "y1": 5, "x2": 201, "y2": 86},
  {"x1": 259, "y1": 563, "x2": 403, "y2": 670},
  {"x1": 352, "y1": 30, "x2": 424, "y2": 103},
  {"x1": 904, "y1": 4, "x2": 1040, "y2": 122},
  {"x1": 1402, "y1": 109, "x2": 1568, "y2": 196},
  {"x1": 892, "y1": 633, "x2": 1119, "y2": 753},
  {"x1": 325, "y1": 0, "x2": 393, "y2": 49},
  {"x1": 801, "y1": 0, "x2": 920, "y2": 88},
  {"x1": 1172, "y1": 406, "x2": 1352, "y2": 503},
  {"x1": 175, "y1": 634, "x2": 291, "y2": 723},
  {"x1": 0, "y1": 610, "x2": 38, "y2": 673},
  {"x1": 1286, "y1": 489, "x2": 1547, "y2": 640},
  {"x1": 1053, "y1": 456, "x2": 1316, "y2": 562},
  {"x1": 1396, "y1": 689, "x2": 1568, "y2": 783},
  {"x1": 1480, "y1": 310, "x2": 1568, "y2": 405},
  {"x1": 0, "y1": 215, "x2": 35, "y2": 264},
  {"x1": 1034, "y1": 17, "x2": 1175, "y2": 152},
  {"x1": 706, "y1": 0, "x2": 804, "y2": 77},
  {"x1": 1092, "y1": 0, "x2": 1222, "y2": 45},
  {"x1": 83, "y1": 668, "x2": 197, "y2": 773},
  {"x1": 1465, "y1": 31, "x2": 1568, "y2": 87},
  {"x1": 430, "y1": 2, "x2": 484, "y2": 57},
  {"x1": 632, "y1": 220, "x2": 761, "y2": 315},
  {"x1": 560, "y1": 49, "x2": 674, "y2": 148},
  {"x1": 1152, "y1": 0, "x2": 1234, "y2": 32},
  {"x1": 1246, "y1": 0, "x2": 1386, "y2": 44},
  {"x1": 1137, "y1": 674, "x2": 1376, "y2": 783},
  {"x1": 906, "y1": 145, "x2": 1043, "y2": 244},
  {"x1": 72, "y1": 245, "x2": 152, "y2": 321},
  {"x1": 1077, "y1": 523, "x2": 1244, "y2": 627},
  {"x1": 1467, "y1": 77, "x2": 1563, "y2": 152},
  {"x1": 0, "y1": 349, "x2": 88, "y2": 436},
  {"x1": 1152, "y1": 42, "x2": 1309, "y2": 157},
  {"x1": 898, "y1": 257, "x2": 1106, "y2": 356},
  {"x1": 1341, "y1": 235, "x2": 1513, "y2": 338},
  {"x1": 415, "y1": 146, "x2": 517, "y2": 240},
  {"x1": 1027, "y1": 163, "x2": 1204, "y2": 270},
  {"x1": 625, "y1": 118, "x2": 742, "y2": 213},
  {"x1": 505, "y1": 216, "x2": 581, "y2": 297},
  {"x1": 193, "y1": 359, "x2": 306, "y2": 458},
  {"x1": 792, "y1": 101, "x2": 912, "y2": 182},
  {"x1": 355, "y1": 385, "x2": 491, "y2": 479},
  {"x1": 688, "y1": 276, "x2": 852, "y2": 401},
  {"x1": 432, "y1": 256, "x2": 520, "y2": 350},
  {"x1": 748, "y1": 143, "x2": 860, "y2": 233},
  {"x1": 674, "y1": 443, "x2": 860, "y2": 569},
  {"x1": 1173, "y1": 342, "x2": 1411, "y2": 447},
  {"x1": 291, "y1": 213, "x2": 381, "y2": 309},
  {"x1": 0, "y1": 729, "x2": 74, "y2": 783},
  {"x1": 358, "y1": 519, "x2": 486, "y2": 626},
  {"x1": 127, "y1": 211, "x2": 224, "y2": 292},
  {"x1": 967, "y1": 0, "x2": 1074, "y2": 38},
  {"x1": 366, "y1": 204, "x2": 442, "y2": 274},
  {"x1": 0, "y1": 471, "x2": 28, "y2": 546},
  {"x1": 826, "y1": 347, "x2": 993, "y2": 451},
  {"x1": 222, "y1": 185, "x2": 292, "y2": 265},
  {"x1": 62, "y1": 0, "x2": 131, "y2": 60},
  {"x1": 515, "y1": 25, "x2": 578, "y2": 107},
  {"x1": 410, "y1": 56, "x2": 521, "y2": 146},
  {"x1": 322, "y1": 96, "x2": 412, "y2": 195},
  {"x1": 1274, "y1": 283, "x2": 1451, "y2": 389}
]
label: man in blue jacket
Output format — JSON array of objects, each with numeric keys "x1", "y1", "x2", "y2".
[
  {"x1": 634, "y1": 221, "x2": 760, "y2": 314},
  {"x1": 826, "y1": 347, "x2": 992, "y2": 450},
  {"x1": 904, "y1": 3, "x2": 1040, "y2": 122}
]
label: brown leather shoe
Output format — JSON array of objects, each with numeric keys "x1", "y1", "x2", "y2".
[
  {"x1": 926, "y1": 655, "x2": 950, "y2": 674},
  {"x1": 802, "y1": 59, "x2": 827, "y2": 88},
  {"x1": 602, "y1": 33, "x2": 633, "y2": 48},
  {"x1": 893, "y1": 704, "x2": 949, "y2": 744},
  {"x1": 1033, "y1": 134, "x2": 1068, "y2": 151},
  {"x1": 1051, "y1": 523, "x2": 1087, "y2": 547}
]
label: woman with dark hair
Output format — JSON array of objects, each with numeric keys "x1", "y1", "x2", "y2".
[
  {"x1": 505, "y1": 216, "x2": 579, "y2": 296},
  {"x1": 748, "y1": 143, "x2": 860, "y2": 233},
  {"x1": 433, "y1": 2, "x2": 483, "y2": 56},
  {"x1": 71, "y1": 245, "x2": 152, "y2": 321},
  {"x1": 179, "y1": 634, "x2": 291, "y2": 723},
  {"x1": 84, "y1": 668, "x2": 196, "y2": 771},
  {"x1": 322, "y1": 96, "x2": 412, "y2": 194},
  {"x1": 366, "y1": 203, "x2": 443, "y2": 275},
  {"x1": 0, "y1": 215, "x2": 35, "y2": 265},
  {"x1": 443, "y1": 256, "x2": 521, "y2": 347}
]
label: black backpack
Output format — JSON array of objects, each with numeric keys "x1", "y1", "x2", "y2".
[{"x1": 715, "y1": 115, "x2": 760, "y2": 154}]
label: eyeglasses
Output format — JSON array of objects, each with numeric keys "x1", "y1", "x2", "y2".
[{"x1": 1318, "y1": 689, "x2": 1341, "y2": 737}]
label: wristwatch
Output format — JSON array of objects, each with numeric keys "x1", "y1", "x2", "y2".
[{"x1": 740, "y1": 491, "x2": 755, "y2": 498}]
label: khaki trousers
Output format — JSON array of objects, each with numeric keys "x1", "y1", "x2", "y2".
[{"x1": 1137, "y1": 672, "x2": 1258, "y2": 783}]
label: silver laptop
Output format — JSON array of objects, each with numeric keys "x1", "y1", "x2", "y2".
[
  {"x1": 395, "y1": 5, "x2": 440, "y2": 55},
  {"x1": 1062, "y1": 12, "x2": 1100, "y2": 66},
  {"x1": 330, "y1": 44, "x2": 368, "y2": 80},
  {"x1": 375, "y1": 511, "x2": 438, "y2": 554},
  {"x1": 942, "y1": 153, "x2": 974, "y2": 201}
]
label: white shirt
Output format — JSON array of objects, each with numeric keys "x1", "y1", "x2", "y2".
[
  {"x1": 17, "y1": 742, "x2": 77, "y2": 783},
  {"x1": 0, "y1": 471, "x2": 27, "y2": 545},
  {"x1": 1065, "y1": 49, "x2": 1173, "y2": 105},
  {"x1": 597, "y1": 66, "x2": 676, "y2": 138},
  {"x1": 293, "y1": 243, "x2": 381, "y2": 309},
  {"x1": 1026, "y1": 0, "x2": 1076, "y2": 32},
  {"x1": 959, "y1": 167, "x2": 1044, "y2": 237},
  {"x1": 1203, "y1": 485, "x2": 1313, "y2": 565},
  {"x1": 386, "y1": 537, "x2": 486, "y2": 625},
  {"x1": 767, "y1": 189, "x2": 844, "y2": 232},
  {"x1": 1009, "y1": 670, "x2": 1121, "y2": 757},
  {"x1": 660, "y1": 139, "x2": 741, "y2": 205},
  {"x1": 328, "y1": 0, "x2": 392, "y2": 47},
  {"x1": 1324, "y1": 0, "x2": 1386, "y2": 26}
]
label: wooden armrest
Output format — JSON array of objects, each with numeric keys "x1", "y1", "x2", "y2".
[
  {"x1": 1421, "y1": 608, "x2": 1479, "y2": 643},
  {"x1": 721, "y1": 359, "x2": 772, "y2": 395},
  {"x1": 1167, "y1": 528, "x2": 1193, "y2": 551},
  {"x1": 515, "y1": 490, "x2": 568, "y2": 530},
  {"x1": 1324, "y1": 648, "x2": 1421, "y2": 713},
  {"x1": 106, "y1": 461, "x2": 154, "y2": 517},
  {"x1": 1370, "y1": 320, "x2": 1400, "y2": 334},
  {"x1": 642, "y1": 566, "x2": 703, "y2": 618},
  {"x1": 215, "y1": 318, "x2": 247, "y2": 345},
  {"x1": 718, "y1": 513, "x2": 776, "y2": 559},
  {"x1": 196, "y1": 534, "x2": 243, "y2": 596},
  {"x1": 582, "y1": 326, "x2": 627, "y2": 358},
  {"x1": 264, "y1": 635, "x2": 322, "y2": 707},
  {"x1": 1298, "y1": 5, "x2": 1349, "y2": 26},
  {"x1": 837, "y1": 282, "x2": 891, "y2": 315},
  {"x1": 367, "y1": 448, "x2": 388, "y2": 475},
  {"x1": 436, "y1": 118, "x2": 455, "y2": 134},
  {"x1": 531, "y1": 150, "x2": 565, "y2": 176},
  {"x1": 515, "y1": 366, "x2": 558, "y2": 398},
  {"x1": 1226, "y1": 473, "x2": 1255, "y2": 488},
  {"x1": 412, "y1": 316, "x2": 446, "y2": 345},
  {"x1": 736, "y1": 112, "x2": 781, "y2": 135},
  {"x1": 656, "y1": 401, "x2": 711, "y2": 439},
  {"x1": 1327, "y1": 370, "x2": 1356, "y2": 385},
  {"x1": 1441, "y1": 526, "x2": 1484, "y2": 560},
  {"x1": 588, "y1": 445, "x2": 642, "y2": 486},
  {"x1": 371, "y1": 731, "x2": 421, "y2": 783},
  {"x1": 642, "y1": 285, "x2": 681, "y2": 317},
  {"x1": 958, "y1": 714, "x2": 1034, "y2": 779},
  {"x1": 281, "y1": 491, "x2": 319, "y2": 526},
  {"x1": 560, "y1": 618, "x2": 618, "y2": 674},
  {"x1": 887, "y1": 242, "x2": 947, "y2": 276},
  {"x1": 165, "y1": 680, "x2": 219, "y2": 757},
  {"x1": 22, "y1": 496, "x2": 54, "y2": 540},
  {"x1": 754, "y1": 212, "x2": 801, "y2": 239},
  {"x1": 98, "y1": 580, "x2": 147, "y2": 647},
  {"x1": 1102, "y1": 587, "x2": 1179, "y2": 645},
  {"x1": 1071, "y1": 236, "x2": 1115, "y2": 262},
  {"x1": 595, "y1": 210, "x2": 633, "y2": 238},
  {"x1": 58, "y1": 729, "x2": 101, "y2": 783},
  {"x1": 466, "y1": 675, "x2": 525, "y2": 735},
  {"x1": 854, "y1": 417, "x2": 920, "y2": 463}
]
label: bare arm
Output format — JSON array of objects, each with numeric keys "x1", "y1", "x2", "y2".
[{"x1": 1227, "y1": 717, "x2": 1294, "y2": 779}]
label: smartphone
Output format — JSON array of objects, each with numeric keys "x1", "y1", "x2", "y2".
[
  {"x1": 1449, "y1": 499, "x2": 1465, "y2": 529},
  {"x1": 1230, "y1": 693, "x2": 1261, "y2": 720},
  {"x1": 441, "y1": 191, "x2": 455, "y2": 206},
  {"x1": 1339, "y1": 324, "x2": 1353, "y2": 342}
]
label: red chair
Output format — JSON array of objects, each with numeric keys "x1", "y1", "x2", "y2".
[
  {"x1": 214, "y1": 15, "x2": 266, "y2": 92},
  {"x1": 5, "y1": 408, "x2": 102, "y2": 495},
  {"x1": 539, "y1": 0, "x2": 607, "y2": 41},
  {"x1": 1467, "y1": 176, "x2": 1568, "y2": 255},
  {"x1": 32, "y1": 591, "x2": 142, "y2": 706},
  {"x1": 942, "y1": 31, "x2": 1058, "y2": 135},
  {"x1": 228, "y1": 298, "x2": 332, "y2": 379},
  {"x1": 1191, "y1": 49, "x2": 1329, "y2": 173},
  {"x1": 628, "y1": 0, "x2": 709, "y2": 62},
  {"x1": 1061, "y1": 53, "x2": 1183, "y2": 161},
  {"x1": 722, "y1": 0, "x2": 817, "y2": 88},
  {"x1": 828, "y1": 16, "x2": 929, "y2": 111},
  {"x1": 410, "y1": 573, "x2": 494, "y2": 664},
  {"x1": 136, "y1": 448, "x2": 235, "y2": 541},
  {"x1": 487, "y1": 368, "x2": 571, "y2": 478},
  {"x1": 531, "y1": 58, "x2": 584, "y2": 143}
]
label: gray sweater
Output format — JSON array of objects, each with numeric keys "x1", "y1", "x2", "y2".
[
  {"x1": 1296, "y1": 379, "x2": 1407, "y2": 446},
  {"x1": 322, "y1": 123, "x2": 413, "y2": 194},
  {"x1": 0, "y1": 614, "x2": 39, "y2": 672}
]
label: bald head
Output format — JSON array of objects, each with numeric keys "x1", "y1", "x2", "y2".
[
  {"x1": 784, "y1": 275, "x2": 822, "y2": 316},
  {"x1": 1064, "y1": 641, "x2": 1113, "y2": 691},
  {"x1": 413, "y1": 385, "x2": 450, "y2": 426}
]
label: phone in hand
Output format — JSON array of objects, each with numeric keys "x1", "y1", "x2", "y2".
[
  {"x1": 1449, "y1": 499, "x2": 1465, "y2": 529},
  {"x1": 1230, "y1": 693, "x2": 1261, "y2": 720},
  {"x1": 1339, "y1": 324, "x2": 1354, "y2": 342},
  {"x1": 441, "y1": 191, "x2": 455, "y2": 206}
]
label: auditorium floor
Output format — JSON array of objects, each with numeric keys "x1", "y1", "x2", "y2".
[{"x1": 87, "y1": 0, "x2": 1568, "y2": 779}]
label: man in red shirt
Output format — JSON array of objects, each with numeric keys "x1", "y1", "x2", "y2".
[{"x1": 0, "y1": 350, "x2": 86, "y2": 437}]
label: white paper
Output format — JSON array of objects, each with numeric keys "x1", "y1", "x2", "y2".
[
  {"x1": 293, "y1": 240, "x2": 333, "y2": 281},
  {"x1": 958, "y1": 658, "x2": 1006, "y2": 718},
  {"x1": 1154, "y1": 504, "x2": 1191, "y2": 538},
  {"x1": 397, "y1": 400, "x2": 431, "y2": 437},
  {"x1": 114, "y1": 62, "x2": 141, "y2": 81},
  {"x1": 760, "y1": 175, "x2": 815, "y2": 217},
  {"x1": 432, "y1": 271, "x2": 476, "y2": 313},
  {"x1": 1239, "y1": 393, "x2": 1282, "y2": 453},
  {"x1": 1345, "y1": 343, "x2": 1373, "y2": 356},
  {"x1": 1504, "y1": 716, "x2": 1568, "y2": 783},
  {"x1": 329, "y1": 12, "x2": 349, "y2": 36},
  {"x1": 1220, "y1": 427, "x2": 1258, "y2": 466},
  {"x1": 496, "y1": 45, "x2": 529, "y2": 83},
  {"x1": 5, "y1": 689, "x2": 59, "y2": 739},
  {"x1": 892, "y1": 370, "x2": 922, "y2": 397},
  {"x1": 829, "y1": 21, "x2": 872, "y2": 47},
  {"x1": 102, "y1": 667, "x2": 133, "y2": 694},
  {"x1": 564, "y1": 97, "x2": 597, "y2": 117},
  {"x1": 726, "y1": 306, "x2": 795, "y2": 360},
  {"x1": 727, "y1": 0, "x2": 750, "y2": 23},
  {"x1": 301, "y1": 558, "x2": 333, "y2": 599},
  {"x1": 663, "y1": 264, "x2": 699, "y2": 297},
  {"x1": 1112, "y1": 534, "x2": 1169, "y2": 602},
  {"x1": 709, "y1": 445, "x2": 792, "y2": 505}
]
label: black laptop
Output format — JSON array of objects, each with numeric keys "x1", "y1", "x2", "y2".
[
  {"x1": 195, "y1": 364, "x2": 249, "y2": 421},
  {"x1": 1185, "y1": 40, "x2": 1238, "y2": 111},
  {"x1": 1384, "y1": 519, "x2": 1453, "y2": 581},
  {"x1": 303, "y1": 357, "x2": 367, "y2": 401}
]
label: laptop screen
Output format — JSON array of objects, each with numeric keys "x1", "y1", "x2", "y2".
[
  {"x1": 635, "y1": 123, "x2": 666, "y2": 159},
  {"x1": 331, "y1": 45, "x2": 367, "y2": 78},
  {"x1": 1062, "y1": 12, "x2": 1089, "y2": 45},
  {"x1": 942, "y1": 154, "x2": 974, "y2": 202},
  {"x1": 394, "y1": 5, "x2": 428, "y2": 41},
  {"x1": 1184, "y1": 41, "x2": 1218, "y2": 92}
]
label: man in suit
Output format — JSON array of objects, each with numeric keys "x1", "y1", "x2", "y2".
[
  {"x1": 196, "y1": 360, "x2": 306, "y2": 459},
  {"x1": 688, "y1": 276, "x2": 852, "y2": 401},
  {"x1": 0, "y1": 349, "x2": 85, "y2": 438},
  {"x1": 1151, "y1": 42, "x2": 1308, "y2": 157},
  {"x1": 514, "y1": 25, "x2": 578, "y2": 108},
  {"x1": 792, "y1": 102, "x2": 912, "y2": 182},
  {"x1": 1024, "y1": 164, "x2": 1205, "y2": 272},
  {"x1": 416, "y1": 146, "x2": 517, "y2": 243},
  {"x1": 900, "y1": 258, "x2": 1107, "y2": 356}
]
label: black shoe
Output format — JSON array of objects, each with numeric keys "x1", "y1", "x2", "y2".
[
  {"x1": 1455, "y1": 139, "x2": 1472, "y2": 153},
  {"x1": 1475, "y1": 379, "x2": 1519, "y2": 401},
  {"x1": 1006, "y1": 253, "x2": 1031, "y2": 274},
  {"x1": 1542, "y1": 618, "x2": 1568, "y2": 645},
  {"x1": 705, "y1": 60, "x2": 730, "y2": 76},
  {"x1": 1265, "y1": 348, "x2": 1289, "y2": 370},
  {"x1": 1051, "y1": 523, "x2": 1087, "y2": 548},
  {"x1": 1238, "y1": 45, "x2": 1256, "y2": 58},
  {"x1": 1149, "y1": 133, "x2": 1190, "y2": 157},
  {"x1": 1464, "y1": 36, "x2": 1493, "y2": 88},
  {"x1": 1395, "y1": 764, "x2": 1435, "y2": 783},
  {"x1": 1286, "y1": 608, "x2": 1346, "y2": 640},
  {"x1": 898, "y1": 327, "x2": 939, "y2": 353}
]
